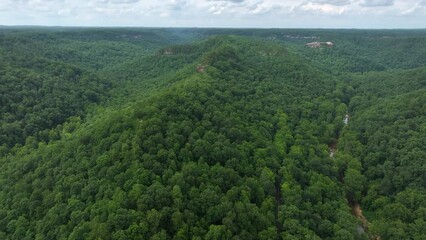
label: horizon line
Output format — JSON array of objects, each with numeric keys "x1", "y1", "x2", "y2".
[{"x1": 1, "y1": 25, "x2": 426, "y2": 31}]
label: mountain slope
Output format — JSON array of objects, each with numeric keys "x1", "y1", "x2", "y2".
[
  {"x1": 337, "y1": 67, "x2": 426, "y2": 239},
  {"x1": 0, "y1": 27, "x2": 201, "y2": 150},
  {"x1": 0, "y1": 27, "x2": 194, "y2": 72},
  {"x1": 0, "y1": 50, "x2": 110, "y2": 150},
  {"x1": 0, "y1": 36, "x2": 362, "y2": 239},
  {"x1": 0, "y1": 29, "x2": 425, "y2": 240}
]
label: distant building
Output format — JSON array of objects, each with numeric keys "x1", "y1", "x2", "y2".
[
  {"x1": 325, "y1": 41, "x2": 334, "y2": 46},
  {"x1": 306, "y1": 41, "x2": 334, "y2": 48},
  {"x1": 306, "y1": 42, "x2": 321, "y2": 48}
]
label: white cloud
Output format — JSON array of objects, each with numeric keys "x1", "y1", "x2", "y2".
[
  {"x1": 208, "y1": 0, "x2": 245, "y2": 2},
  {"x1": 0, "y1": 0, "x2": 424, "y2": 27},
  {"x1": 299, "y1": 2, "x2": 347, "y2": 15},
  {"x1": 311, "y1": 0, "x2": 352, "y2": 6},
  {"x1": 360, "y1": 0, "x2": 394, "y2": 7}
]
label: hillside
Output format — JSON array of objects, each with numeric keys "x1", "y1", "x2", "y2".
[
  {"x1": 0, "y1": 27, "x2": 198, "y2": 149},
  {"x1": 339, "y1": 67, "x2": 426, "y2": 239},
  {"x1": 0, "y1": 27, "x2": 194, "y2": 72},
  {"x1": 0, "y1": 28, "x2": 425, "y2": 239},
  {"x1": 0, "y1": 48, "x2": 110, "y2": 149}
]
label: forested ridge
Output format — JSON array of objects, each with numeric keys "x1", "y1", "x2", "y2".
[{"x1": 0, "y1": 27, "x2": 425, "y2": 239}]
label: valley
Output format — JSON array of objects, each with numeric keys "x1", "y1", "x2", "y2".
[{"x1": 0, "y1": 27, "x2": 425, "y2": 240}]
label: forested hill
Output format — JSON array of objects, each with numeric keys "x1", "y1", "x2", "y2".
[
  {"x1": 0, "y1": 44, "x2": 111, "y2": 148},
  {"x1": 0, "y1": 27, "x2": 195, "y2": 149},
  {"x1": 338, "y1": 67, "x2": 426, "y2": 239},
  {"x1": 0, "y1": 28, "x2": 425, "y2": 239},
  {"x1": 0, "y1": 28, "x2": 193, "y2": 71}
]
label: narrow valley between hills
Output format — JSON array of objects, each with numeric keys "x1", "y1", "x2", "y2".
[{"x1": 329, "y1": 112, "x2": 377, "y2": 239}]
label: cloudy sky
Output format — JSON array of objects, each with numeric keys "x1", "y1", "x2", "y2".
[{"x1": 0, "y1": 0, "x2": 425, "y2": 28}]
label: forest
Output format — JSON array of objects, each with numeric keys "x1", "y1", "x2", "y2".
[{"x1": 0, "y1": 27, "x2": 425, "y2": 239}]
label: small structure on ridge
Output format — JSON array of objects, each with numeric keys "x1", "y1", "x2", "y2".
[{"x1": 306, "y1": 41, "x2": 334, "y2": 48}]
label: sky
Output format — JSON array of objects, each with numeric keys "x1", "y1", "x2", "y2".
[{"x1": 0, "y1": 0, "x2": 425, "y2": 28}]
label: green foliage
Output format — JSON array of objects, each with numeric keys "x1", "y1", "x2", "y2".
[
  {"x1": 0, "y1": 51, "x2": 110, "y2": 148},
  {"x1": 339, "y1": 56, "x2": 426, "y2": 238},
  {"x1": 0, "y1": 27, "x2": 424, "y2": 239}
]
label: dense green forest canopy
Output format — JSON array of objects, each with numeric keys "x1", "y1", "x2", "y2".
[{"x1": 0, "y1": 27, "x2": 425, "y2": 239}]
